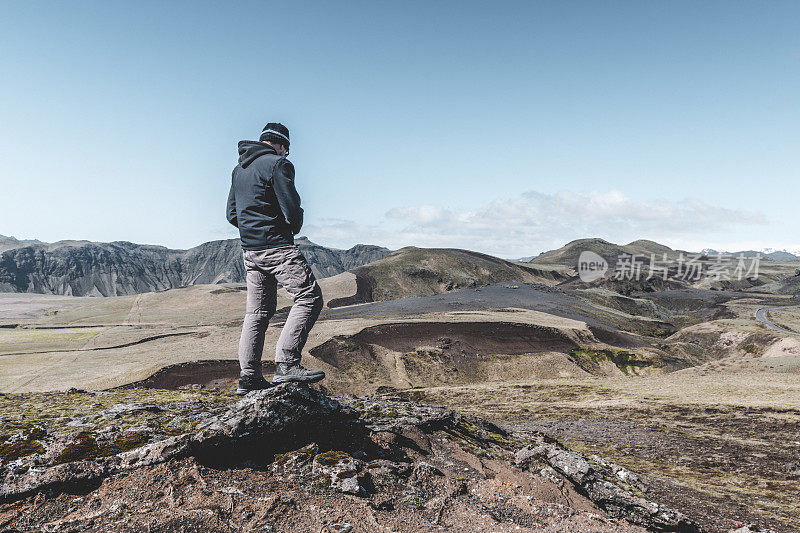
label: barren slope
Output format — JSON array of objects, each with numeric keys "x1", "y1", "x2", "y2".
[{"x1": 328, "y1": 247, "x2": 567, "y2": 307}]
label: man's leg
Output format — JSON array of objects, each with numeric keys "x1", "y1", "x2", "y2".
[
  {"x1": 270, "y1": 246, "x2": 324, "y2": 382},
  {"x1": 238, "y1": 250, "x2": 277, "y2": 378}
]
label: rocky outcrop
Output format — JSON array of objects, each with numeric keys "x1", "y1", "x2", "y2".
[
  {"x1": 0, "y1": 385, "x2": 705, "y2": 532},
  {"x1": 0, "y1": 237, "x2": 390, "y2": 296},
  {"x1": 514, "y1": 442, "x2": 698, "y2": 532},
  {"x1": 0, "y1": 385, "x2": 362, "y2": 502},
  {"x1": 191, "y1": 383, "x2": 364, "y2": 465}
]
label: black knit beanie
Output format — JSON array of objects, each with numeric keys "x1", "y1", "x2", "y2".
[{"x1": 259, "y1": 123, "x2": 290, "y2": 149}]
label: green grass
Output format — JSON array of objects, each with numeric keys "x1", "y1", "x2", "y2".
[
  {"x1": 568, "y1": 348, "x2": 653, "y2": 375},
  {"x1": 0, "y1": 327, "x2": 109, "y2": 354},
  {"x1": 743, "y1": 344, "x2": 761, "y2": 355},
  {"x1": 0, "y1": 388, "x2": 236, "y2": 439}
]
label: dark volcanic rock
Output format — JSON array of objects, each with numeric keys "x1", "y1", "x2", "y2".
[
  {"x1": 192, "y1": 383, "x2": 365, "y2": 465},
  {"x1": 0, "y1": 384, "x2": 363, "y2": 501},
  {"x1": 515, "y1": 442, "x2": 701, "y2": 532},
  {"x1": 0, "y1": 386, "x2": 703, "y2": 532},
  {"x1": 0, "y1": 237, "x2": 390, "y2": 296}
]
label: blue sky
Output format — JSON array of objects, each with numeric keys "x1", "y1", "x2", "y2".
[{"x1": 1, "y1": 1, "x2": 798, "y2": 257}]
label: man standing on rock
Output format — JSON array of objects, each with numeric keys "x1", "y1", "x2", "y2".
[{"x1": 226, "y1": 123, "x2": 325, "y2": 394}]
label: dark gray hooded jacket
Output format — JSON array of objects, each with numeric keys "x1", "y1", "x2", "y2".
[{"x1": 226, "y1": 141, "x2": 303, "y2": 250}]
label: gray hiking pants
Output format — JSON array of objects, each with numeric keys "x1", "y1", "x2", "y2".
[{"x1": 238, "y1": 245, "x2": 324, "y2": 377}]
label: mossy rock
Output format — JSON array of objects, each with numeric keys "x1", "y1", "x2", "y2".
[
  {"x1": 26, "y1": 427, "x2": 47, "y2": 440},
  {"x1": 336, "y1": 469, "x2": 358, "y2": 479},
  {"x1": 399, "y1": 495, "x2": 427, "y2": 509},
  {"x1": 55, "y1": 431, "x2": 150, "y2": 464},
  {"x1": 359, "y1": 402, "x2": 405, "y2": 419},
  {"x1": 0, "y1": 426, "x2": 49, "y2": 461},
  {"x1": 0, "y1": 437, "x2": 45, "y2": 461},
  {"x1": 308, "y1": 472, "x2": 333, "y2": 494},
  {"x1": 55, "y1": 432, "x2": 99, "y2": 463},
  {"x1": 96, "y1": 432, "x2": 149, "y2": 457},
  {"x1": 314, "y1": 450, "x2": 351, "y2": 466},
  {"x1": 273, "y1": 444, "x2": 317, "y2": 465},
  {"x1": 0, "y1": 389, "x2": 235, "y2": 438}
]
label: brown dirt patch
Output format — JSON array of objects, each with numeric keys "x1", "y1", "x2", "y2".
[
  {"x1": 314, "y1": 321, "x2": 579, "y2": 362},
  {"x1": 117, "y1": 360, "x2": 251, "y2": 390}
]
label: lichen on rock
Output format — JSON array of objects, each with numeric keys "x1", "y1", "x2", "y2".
[{"x1": 0, "y1": 383, "x2": 705, "y2": 532}]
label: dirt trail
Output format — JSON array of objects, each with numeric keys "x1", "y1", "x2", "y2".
[{"x1": 0, "y1": 330, "x2": 205, "y2": 357}]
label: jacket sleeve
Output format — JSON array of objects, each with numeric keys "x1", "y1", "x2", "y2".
[
  {"x1": 271, "y1": 159, "x2": 304, "y2": 235},
  {"x1": 226, "y1": 177, "x2": 238, "y2": 228}
]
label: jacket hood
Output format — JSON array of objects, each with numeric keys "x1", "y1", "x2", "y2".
[{"x1": 238, "y1": 140, "x2": 277, "y2": 168}]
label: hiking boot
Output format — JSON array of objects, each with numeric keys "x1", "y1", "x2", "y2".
[
  {"x1": 236, "y1": 374, "x2": 275, "y2": 395},
  {"x1": 272, "y1": 362, "x2": 325, "y2": 384}
]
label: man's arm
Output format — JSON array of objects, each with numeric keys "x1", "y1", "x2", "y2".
[
  {"x1": 226, "y1": 178, "x2": 238, "y2": 227},
  {"x1": 271, "y1": 159, "x2": 304, "y2": 234}
]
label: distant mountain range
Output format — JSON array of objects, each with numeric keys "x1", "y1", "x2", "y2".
[
  {"x1": 0, "y1": 235, "x2": 390, "y2": 296},
  {"x1": 2, "y1": 232, "x2": 797, "y2": 298},
  {"x1": 527, "y1": 238, "x2": 798, "y2": 266},
  {"x1": 0, "y1": 235, "x2": 43, "y2": 253},
  {"x1": 700, "y1": 248, "x2": 799, "y2": 261}
]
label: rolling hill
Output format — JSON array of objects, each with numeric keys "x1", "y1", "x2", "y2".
[
  {"x1": 529, "y1": 238, "x2": 678, "y2": 268},
  {"x1": 325, "y1": 246, "x2": 569, "y2": 307}
]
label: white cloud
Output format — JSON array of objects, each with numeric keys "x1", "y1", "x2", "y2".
[
  {"x1": 300, "y1": 218, "x2": 395, "y2": 250},
  {"x1": 304, "y1": 190, "x2": 769, "y2": 258}
]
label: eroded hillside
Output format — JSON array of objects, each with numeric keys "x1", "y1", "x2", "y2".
[{"x1": 0, "y1": 237, "x2": 390, "y2": 296}]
